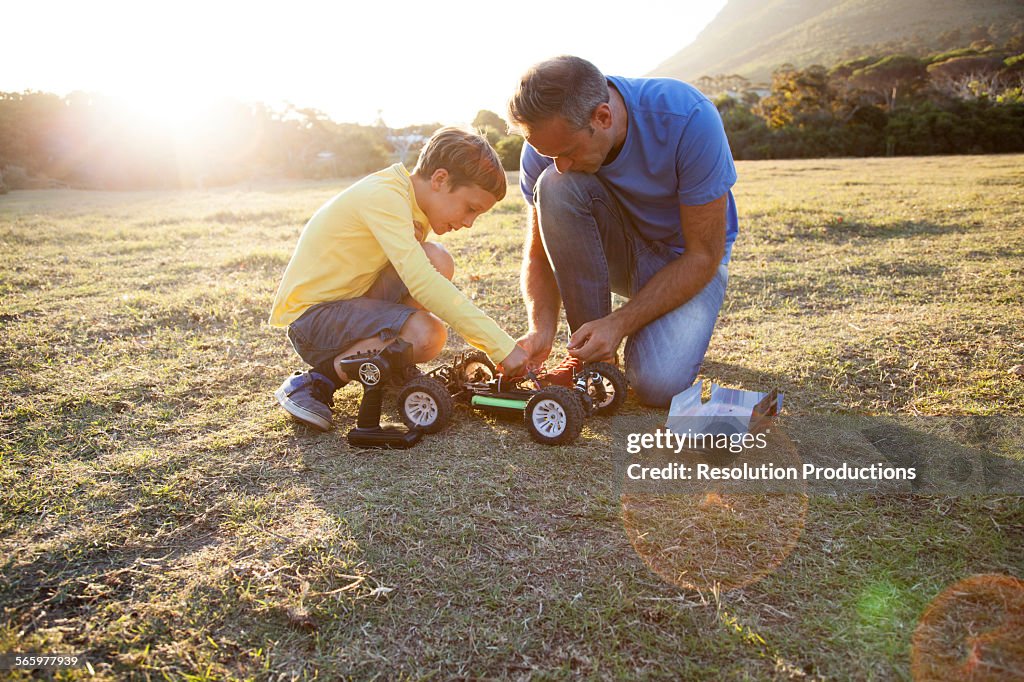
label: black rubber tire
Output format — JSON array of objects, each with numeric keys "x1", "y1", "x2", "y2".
[
  {"x1": 458, "y1": 350, "x2": 496, "y2": 383},
  {"x1": 524, "y1": 386, "x2": 585, "y2": 445},
  {"x1": 584, "y1": 362, "x2": 628, "y2": 415},
  {"x1": 398, "y1": 376, "x2": 454, "y2": 434}
]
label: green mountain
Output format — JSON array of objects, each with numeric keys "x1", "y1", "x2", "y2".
[{"x1": 650, "y1": 0, "x2": 1024, "y2": 84}]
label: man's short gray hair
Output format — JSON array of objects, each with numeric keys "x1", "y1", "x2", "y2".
[{"x1": 507, "y1": 55, "x2": 609, "y2": 135}]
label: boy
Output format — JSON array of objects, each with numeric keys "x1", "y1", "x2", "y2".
[{"x1": 269, "y1": 127, "x2": 528, "y2": 430}]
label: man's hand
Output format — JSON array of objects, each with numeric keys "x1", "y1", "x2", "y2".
[
  {"x1": 567, "y1": 313, "x2": 626, "y2": 363},
  {"x1": 497, "y1": 344, "x2": 530, "y2": 377},
  {"x1": 514, "y1": 330, "x2": 553, "y2": 371}
]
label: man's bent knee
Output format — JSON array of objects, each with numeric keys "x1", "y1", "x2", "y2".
[
  {"x1": 422, "y1": 242, "x2": 454, "y2": 280},
  {"x1": 627, "y1": 362, "x2": 699, "y2": 408},
  {"x1": 400, "y1": 311, "x2": 447, "y2": 362}
]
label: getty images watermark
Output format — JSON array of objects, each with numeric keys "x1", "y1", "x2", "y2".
[
  {"x1": 626, "y1": 427, "x2": 916, "y2": 483},
  {"x1": 617, "y1": 416, "x2": 1023, "y2": 496}
]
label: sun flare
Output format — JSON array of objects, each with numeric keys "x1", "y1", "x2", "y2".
[{"x1": 113, "y1": 91, "x2": 214, "y2": 135}]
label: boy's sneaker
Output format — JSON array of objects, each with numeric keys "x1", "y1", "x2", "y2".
[
  {"x1": 275, "y1": 370, "x2": 335, "y2": 431},
  {"x1": 535, "y1": 356, "x2": 583, "y2": 387}
]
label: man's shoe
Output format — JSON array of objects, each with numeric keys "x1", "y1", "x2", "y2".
[
  {"x1": 275, "y1": 370, "x2": 335, "y2": 431},
  {"x1": 535, "y1": 356, "x2": 583, "y2": 387}
]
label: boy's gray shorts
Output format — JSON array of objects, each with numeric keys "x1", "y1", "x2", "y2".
[{"x1": 286, "y1": 265, "x2": 417, "y2": 368}]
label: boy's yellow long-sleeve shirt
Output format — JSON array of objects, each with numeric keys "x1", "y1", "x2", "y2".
[{"x1": 268, "y1": 164, "x2": 517, "y2": 363}]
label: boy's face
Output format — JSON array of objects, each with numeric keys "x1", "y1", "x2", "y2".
[{"x1": 425, "y1": 171, "x2": 497, "y2": 235}]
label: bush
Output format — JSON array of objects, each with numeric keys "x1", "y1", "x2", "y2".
[
  {"x1": 328, "y1": 130, "x2": 389, "y2": 177},
  {"x1": 887, "y1": 100, "x2": 1024, "y2": 154},
  {"x1": 1, "y1": 165, "x2": 29, "y2": 189},
  {"x1": 495, "y1": 136, "x2": 524, "y2": 172}
]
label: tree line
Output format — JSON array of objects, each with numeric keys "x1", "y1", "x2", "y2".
[
  {"x1": 1, "y1": 32, "x2": 1021, "y2": 191},
  {"x1": 706, "y1": 32, "x2": 1024, "y2": 159},
  {"x1": 0, "y1": 95, "x2": 523, "y2": 192}
]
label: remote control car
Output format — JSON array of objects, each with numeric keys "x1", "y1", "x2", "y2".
[{"x1": 398, "y1": 351, "x2": 628, "y2": 445}]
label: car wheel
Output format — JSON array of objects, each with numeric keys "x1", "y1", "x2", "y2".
[
  {"x1": 584, "y1": 362, "x2": 627, "y2": 415},
  {"x1": 525, "y1": 386, "x2": 584, "y2": 445},
  {"x1": 398, "y1": 376, "x2": 454, "y2": 434}
]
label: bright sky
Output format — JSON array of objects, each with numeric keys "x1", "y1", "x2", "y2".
[{"x1": 5, "y1": 0, "x2": 727, "y2": 127}]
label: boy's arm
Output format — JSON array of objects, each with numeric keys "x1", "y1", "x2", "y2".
[{"x1": 360, "y1": 194, "x2": 517, "y2": 364}]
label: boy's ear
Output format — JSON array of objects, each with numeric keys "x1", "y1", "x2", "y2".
[{"x1": 429, "y1": 168, "x2": 450, "y2": 191}]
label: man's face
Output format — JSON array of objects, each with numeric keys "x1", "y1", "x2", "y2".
[
  {"x1": 427, "y1": 181, "x2": 497, "y2": 236},
  {"x1": 526, "y1": 114, "x2": 615, "y2": 174}
]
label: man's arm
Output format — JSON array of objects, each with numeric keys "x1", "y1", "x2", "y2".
[
  {"x1": 567, "y1": 193, "x2": 727, "y2": 362},
  {"x1": 516, "y1": 205, "x2": 562, "y2": 368}
]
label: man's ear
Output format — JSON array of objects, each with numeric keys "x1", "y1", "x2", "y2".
[
  {"x1": 430, "y1": 168, "x2": 450, "y2": 191},
  {"x1": 592, "y1": 103, "x2": 613, "y2": 131}
]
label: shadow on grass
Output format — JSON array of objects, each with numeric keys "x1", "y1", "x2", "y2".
[
  {"x1": 7, "y1": 370, "x2": 1014, "y2": 678},
  {"x1": 0, "y1": 438, "x2": 371, "y2": 677},
  {"x1": 291, "y1": 393, "x2": 1024, "y2": 678},
  {"x1": 1, "y1": 452, "x2": 283, "y2": 615}
]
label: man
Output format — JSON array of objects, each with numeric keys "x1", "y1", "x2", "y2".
[{"x1": 507, "y1": 55, "x2": 739, "y2": 406}]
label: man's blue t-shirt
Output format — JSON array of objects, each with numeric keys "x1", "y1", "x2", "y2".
[{"x1": 520, "y1": 75, "x2": 739, "y2": 263}]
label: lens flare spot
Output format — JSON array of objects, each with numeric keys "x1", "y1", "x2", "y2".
[
  {"x1": 911, "y1": 573, "x2": 1024, "y2": 681},
  {"x1": 622, "y1": 426, "x2": 808, "y2": 592},
  {"x1": 622, "y1": 492, "x2": 807, "y2": 592}
]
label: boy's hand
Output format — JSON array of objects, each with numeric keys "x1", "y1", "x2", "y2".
[
  {"x1": 514, "y1": 331, "x2": 553, "y2": 371},
  {"x1": 497, "y1": 344, "x2": 530, "y2": 378}
]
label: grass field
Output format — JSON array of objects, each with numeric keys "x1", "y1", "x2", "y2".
[{"x1": 1, "y1": 155, "x2": 1023, "y2": 680}]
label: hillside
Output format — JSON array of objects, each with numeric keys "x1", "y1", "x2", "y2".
[{"x1": 650, "y1": 0, "x2": 1023, "y2": 84}]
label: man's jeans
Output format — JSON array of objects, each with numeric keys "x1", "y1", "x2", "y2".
[{"x1": 535, "y1": 167, "x2": 728, "y2": 407}]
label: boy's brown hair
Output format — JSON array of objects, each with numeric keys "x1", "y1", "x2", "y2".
[{"x1": 412, "y1": 127, "x2": 507, "y2": 201}]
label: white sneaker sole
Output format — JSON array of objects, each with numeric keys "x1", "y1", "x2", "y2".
[{"x1": 274, "y1": 387, "x2": 332, "y2": 431}]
